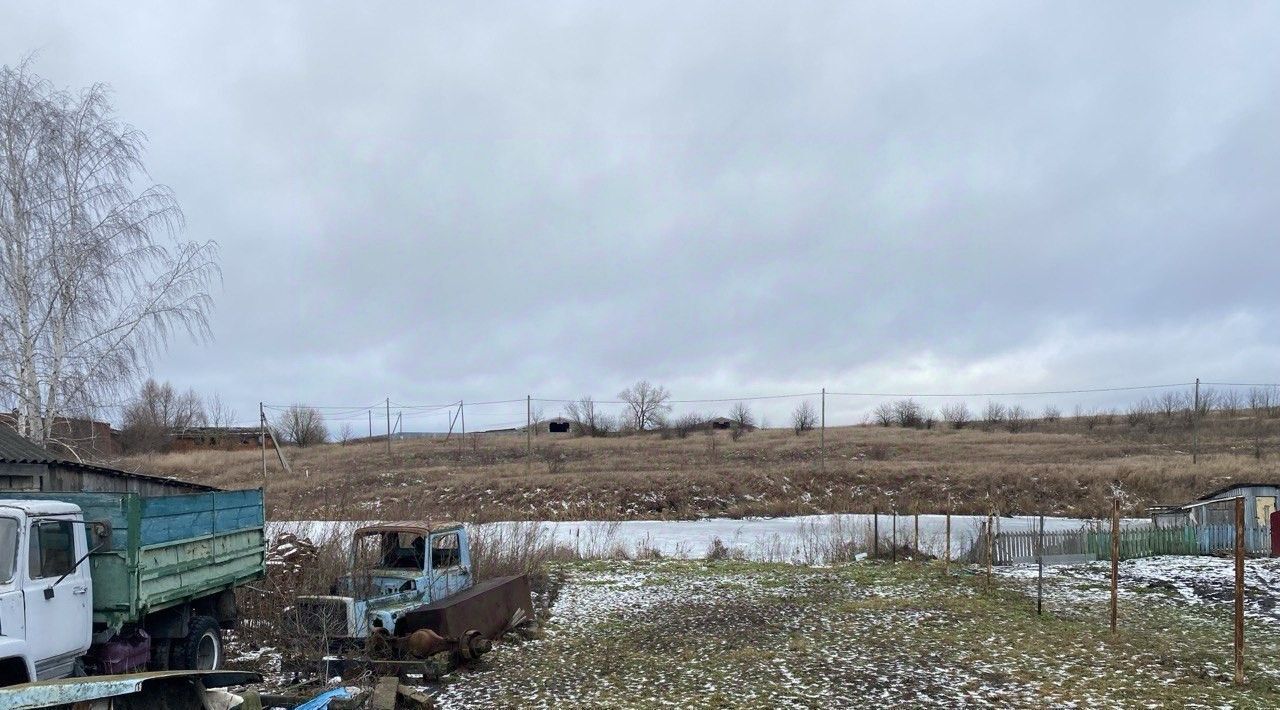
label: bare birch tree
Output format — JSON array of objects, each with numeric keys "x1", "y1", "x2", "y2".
[{"x1": 0, "y1": 60, "x2": 218, "y2": 446}]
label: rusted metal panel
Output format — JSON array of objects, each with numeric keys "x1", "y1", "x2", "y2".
[
  {"x1": 395, "y1": 574, "x2": 533, "y2": 640},
  {"x1": 0, "y1": 670, "x2": 260, "y2": 709}
]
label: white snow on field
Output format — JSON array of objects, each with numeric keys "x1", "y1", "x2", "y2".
[{"x1": 270, "y1": 513, "x2": 1136, "y2": 562}]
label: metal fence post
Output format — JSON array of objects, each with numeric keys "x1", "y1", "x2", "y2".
[
  {"x1": 1037, "y1": 514, "x2": 1045, "y2": 616},
  {"x1": 892, "y1": 511, "x2": 898, "y2": 563},
  {"x1": 944, "y1": 512, "x2": 951, "y2": 575},
  {"x1": 1110, "y1": 499, "x2": 1120, "y2": 634},
  {"x1": 986, "y1": 512, "x2": 994, "y2": 590},
  {"x1": 873, "y1": 510, "x2": 880, "y2": 559},
  {"x1": 1235, "y1": 496, "x2": 1246, "y2": 685},
  {"x1": 914, "y1": 513, "x2": 920, "y2": 559}
]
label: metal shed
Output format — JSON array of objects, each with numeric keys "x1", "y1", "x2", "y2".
[
  {"x1": 0, "y1": 425, "x2": 215, "y2": 496},
  {"x1": 1183, "y1": 483, "x2": 1279, "y2": 554}
]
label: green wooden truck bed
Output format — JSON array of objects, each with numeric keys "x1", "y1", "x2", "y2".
[{"x1": 0, "y1": 489, "x2": 266, "y2": 630}]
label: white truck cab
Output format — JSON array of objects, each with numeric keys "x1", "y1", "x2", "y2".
[{"x1": 0, "y1": 500, "x2": 93, "y2": 684}]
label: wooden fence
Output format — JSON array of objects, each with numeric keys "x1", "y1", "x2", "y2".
[
  {"x1": 1087, "y1": 526, "x2": 1199, "y2": 561},
  {"x1": 981, "y1": 523, "x2": 1272, "y2": 564},
  {"x1": 990, "y1": 528, "x2": 1092, "y2": 565},
  {"x1": 1193, "y1": 524, "x2": 1272, "y2": 555}
]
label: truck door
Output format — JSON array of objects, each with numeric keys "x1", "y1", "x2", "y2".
[
  {"x1": 426, "y1": 531, "x2": 469, "y2": 600},
  {"x1": 23, "y1": 518, "x2": 91, "y2": 679}
]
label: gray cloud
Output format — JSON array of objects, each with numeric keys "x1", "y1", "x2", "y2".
[{"x1": 4, "y1": 1, "x2": 1279, "y2": 429}]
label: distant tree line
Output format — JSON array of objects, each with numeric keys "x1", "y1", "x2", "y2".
[
  {"x1": 120, "y1": 378, "x2": 236, "y2": 453},
  {"x1": 120, "y1": 379, "x2": 331, "y2": 453},
  {"x1": 860, "y1": 385, "x2": 1280, "y2": 436}
]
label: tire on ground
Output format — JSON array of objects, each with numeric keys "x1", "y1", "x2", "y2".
[{"x1": 170, "y1": 615, "x2": 223, "y2": 671}]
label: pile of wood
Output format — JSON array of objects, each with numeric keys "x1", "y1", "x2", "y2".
[{"x1": 266, "y1": 532, "x2": 318, "y2": 576}]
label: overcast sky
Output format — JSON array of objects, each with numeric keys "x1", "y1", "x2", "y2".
[{"x1": 4, "y1": 2, "x2": 1280, "y2": 430}]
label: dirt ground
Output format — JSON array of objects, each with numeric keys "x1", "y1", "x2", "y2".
[{"x1": 425, "y1": 558, "x2": 1280, "y2": 708}]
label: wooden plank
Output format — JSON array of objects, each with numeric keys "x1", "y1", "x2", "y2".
[
  {"x1": 372, "y1": 677, "x2": 399, "y2": 710},
  {"x1": 398, "y1": 684, "x2": 435, "y2": 709}
]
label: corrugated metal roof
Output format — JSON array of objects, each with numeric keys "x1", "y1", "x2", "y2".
[
  {"x1": 0, "y1": 425, "x2": 217, "y2": 492},
  {"x1": 1196, "y1": 482, "x2": 1280, "y2": 501},
  {"x1": 0, "y1": 425, "x2": 62, "y2": 464}
]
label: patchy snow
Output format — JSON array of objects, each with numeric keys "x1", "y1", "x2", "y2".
[{"x1": 997, "y1": 555, "x2": 1280, "y2": 625}]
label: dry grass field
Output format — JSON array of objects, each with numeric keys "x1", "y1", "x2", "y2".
[{"x1": 118, "y1": 413, "x2": 1280, "y2": 522}]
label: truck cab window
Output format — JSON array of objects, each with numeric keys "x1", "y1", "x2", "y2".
[
  {"x1": 29, "y1": 520, "x2": 75, "y2": 579},
  {"x1": 0, "y1": 518, "x2": 17, "y2": 583},
  {"x1": 431, "y1": 533, "x2": 460, "y2": 570}
]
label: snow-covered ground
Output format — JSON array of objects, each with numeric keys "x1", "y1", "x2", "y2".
[
  {"x1": 427, "y1": 558, "x2": 1280, "y2": 708},
  {"x1": 997, "y1": 555, "x2": 1280, "y2": 625}
]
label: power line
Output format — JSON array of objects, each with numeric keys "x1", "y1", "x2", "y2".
[
  {"x1": 261, "y1": 381, "x2": 1221, "y2": 417},
  {"x1": 825, "y1": 383, "x2": 1192, "y2": 398},
  {"x1": 532, "y1": 391, "x2": 817, "y2": 405}
]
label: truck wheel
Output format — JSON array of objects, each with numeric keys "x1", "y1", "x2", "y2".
[{"x1": 171, "y1": 616, "x2": 223, "y2": 670}]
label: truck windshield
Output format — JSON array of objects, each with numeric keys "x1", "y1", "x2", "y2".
[{"x1": 0, "y1": 518, "x2": 16, "y2": 583}]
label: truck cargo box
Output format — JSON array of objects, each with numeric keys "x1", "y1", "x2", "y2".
[{"x1": 0, "y1": 489, "x2": 266, "y2": 630}]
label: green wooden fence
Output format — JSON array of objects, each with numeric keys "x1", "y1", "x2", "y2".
[{"x1": 1087, "y1": 526, "x2": 1198, "y2": 561}]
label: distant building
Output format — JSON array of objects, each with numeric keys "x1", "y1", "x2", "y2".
[
  {"x1": 1150, "y1": 482, "x2": 1279, "y2": 555},
  {"x1": 545, "y1": 417, "x2": 572, "y2": 434},
  {"x1": 0, "y1": 412, "x2": 122, "y2": 459},
  {"x1": 1183, "y1": 483, "x2": 1278, "y2": 528},
  {"x1": 170, "y1": 426, "x2": 264, "y2": 452},
  {"x1": 708, "y1": 417, "x2": 734, "y2": 430},
  {"x1": 0, "y1": 425, "x2": 215, "y2": 496}
]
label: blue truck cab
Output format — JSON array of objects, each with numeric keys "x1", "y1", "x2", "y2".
[
  {"x1": 293, "y1": 520, "x2": 533, "y2": 669},
  {"x1": 338, "y1": 522, "x2": 473, "y2": 637}
]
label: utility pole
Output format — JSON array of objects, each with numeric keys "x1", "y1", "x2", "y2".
[
  {"x1": 385, "y1": 398, "x2": 391, "y2": 455},
  {"x1": 259, "y1": 402, "x2": 267, "y2": 482},
  {"x1": 820, "y1": 388, "x2": 826, "y2": 474},
  {"x1": 1192, "y1": 377, "x2": 1201, "y2": 464},
  {"x1": 526, "y1": 395, "x2": 532, "y2": 475},
  {"x1": 368, "y1": 409, "x2": 372, "y2": 442},
  {"x1": 460, "y1": 400, "x2": 466, "y2": 435}
]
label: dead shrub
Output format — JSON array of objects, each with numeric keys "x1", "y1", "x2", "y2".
[{"x1": 705, "y1": 537, "x2": 745, "y2": 561}]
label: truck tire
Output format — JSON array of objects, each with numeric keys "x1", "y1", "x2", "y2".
[{"x1": 171, "y1": 615, "x2": 223, "y2": 671}]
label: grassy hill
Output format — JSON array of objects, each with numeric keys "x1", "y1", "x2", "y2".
[{"x1": 120, "y1": 412, "x2": 1280, "y2": 521}]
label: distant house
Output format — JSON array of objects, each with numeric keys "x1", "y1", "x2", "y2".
[
  {"x1": 170, "y1": 426, "x2": 263, "y2": 452},
  {"x1": 0, "y1": 425, "x2": 216, "y2": 496},
  {"x1": 709, "y1": 417, "x2": 734, "y2": 430}
]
